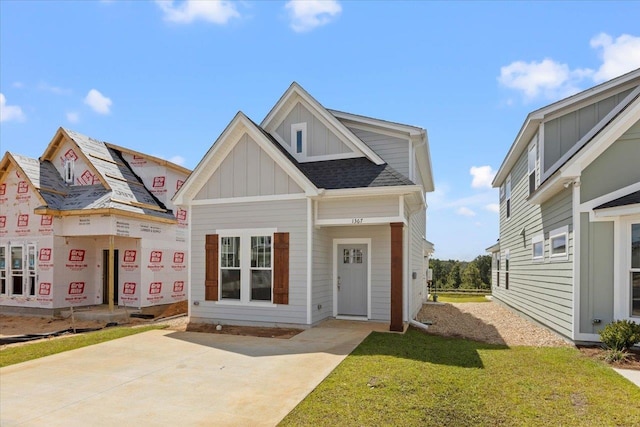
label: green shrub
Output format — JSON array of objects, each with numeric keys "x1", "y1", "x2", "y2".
[{"x1": 599, "y1": 320, "x2": 640, "y2": 351}]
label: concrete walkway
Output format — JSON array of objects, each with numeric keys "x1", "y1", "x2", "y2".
[
  {"x1": 613, "y1": 368, "x2": 640, "y2": 388},
  {"x1": 1, "y1": 320, "x2": 388, "y2": 426}
]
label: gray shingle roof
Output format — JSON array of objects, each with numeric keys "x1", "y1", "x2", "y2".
[
  {"x1": 595, "y1": 190, "x2": 640, "y2": 209},
  {"x1": 252, "y1": 119, "x2": 414, "y2": 190}
]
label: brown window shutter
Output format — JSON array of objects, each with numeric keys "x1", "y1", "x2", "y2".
[
  {"x1": 205, "y1": 234, "x2": 219, "y2": 301},
  {"x1": 273, "y1": 232, "x2": 289, "y2": 305}
]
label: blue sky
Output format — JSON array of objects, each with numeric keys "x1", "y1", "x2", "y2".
[{"x1": 1, "y1": 1, "x2": 639, "y2": 260}]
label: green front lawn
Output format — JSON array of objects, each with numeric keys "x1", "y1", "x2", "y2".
[
  {"x1": 433, "y1": 294, "x2": 489, "y2": 303},
  {"x1": 281, "y1": 329, "x2": 640, "y2": 427},
  {"x1": 0, "y1": 325, "x2": 163, "y2": 367}
]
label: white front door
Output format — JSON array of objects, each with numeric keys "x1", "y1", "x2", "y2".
[{"x1": 337, "y1": 244, "x2": 368, "y2": 316}]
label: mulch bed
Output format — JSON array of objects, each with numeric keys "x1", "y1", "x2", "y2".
[
  {"x1": 186, "y1": 323, "x2": 303, "y2": 339},
  {"x1": 578, "y1": 346, "x2": 640, "y2": 371}
]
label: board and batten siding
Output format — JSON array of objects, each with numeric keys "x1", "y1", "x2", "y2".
[
  {"x1": 312, "y1": 226, "x2": 333, "y2": 323},
  {"x1": 496, "y1": 146, "x2": 574, "y2": 338},
  {"x1": 194, "y1": 133, "x2": 303, "y2": 200},
  {"x1": 409, "y1": 205, "x2": 427, "y2": 318},
  {"x1": 326, "y1": 225, "x2": 391, "y2": 321},
  {"x1": 579, "y1": 213, "x2": 614, "y2": 335},
  {"x1": 347, "y1": 127, "x2": 410, "y2": 179},
  {"x1": 189, "y1": 199, "x2": 308, "y2": 325},
  {"x1": 274, "y1": 102, "x2": 352, "y2": 158},
  {"x1": 317, "y1": 196, "x2": 399, "y2": 221},
  {"x1": 543, "y1": 88, "x2": 634, "y2": 175},
  {"x1": 580, "y1": 121, "x2": 640, "y2": 203}
]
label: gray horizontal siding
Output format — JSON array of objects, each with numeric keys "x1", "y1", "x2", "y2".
[
  {"x1": 317, "y1": 196, "x2": 399, "y2": 220},
  {"x1": 409, "y1": 206, "x2": 427, "y2": 318},
  {"x1": 348, "y1": 127, "x2": 410, "y2": 179},
  {"x1": 312, "y1": 226, "x2": 332, "y2": 324},
  {"x1": 496, "y1": 147, "x2": 574, "y2": 338},
  {"x1": 190, "y1": 199, "x2": 308, "y2": 325}
]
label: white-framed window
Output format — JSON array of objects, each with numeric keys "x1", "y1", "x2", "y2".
[
  {"x1": 219, "y1": 229, "x2": 275, "y2": 304},
  {"x1": 495, "y1": 252, "x2": 500, "y2": 287},
  {"x1": 291, "y1": 122, "x2": 307, "y2": 156},
  {"x1": 549, "y1": 226, "x2": 569, "y2": 261},
  {"x1": 505, "y1": 175, "x2": 512, "y2": 220},
  {"x1": 504, "y1": 249, "x2": 510, "y2": 289},
  {"x1": 532, "y1": 234, "x2": 544, "y2": 261},
  {"x1": 630, "y1": 223, "x2": 640, "y2": 317},
  {"x1": 63, "y1": 158, "x2": 75, "y2": 184},
  {"x1": 528, "y1": 142, "x2": 537, "y2": 195}
]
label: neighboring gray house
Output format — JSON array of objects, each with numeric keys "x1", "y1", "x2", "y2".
[
  {"x1": 489, "y1": 68, "x2": 640, "y2": 343},
  {"x1": 173, "y1": 82, "x2": 435, "y2": 331}
]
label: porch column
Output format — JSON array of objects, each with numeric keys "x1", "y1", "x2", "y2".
[
  {"x1": 108, "y1": 235, "x2": 115, "y2": 312},
  {"x1": 390, "y1": 222, "x2": 404, "y2": 331}
]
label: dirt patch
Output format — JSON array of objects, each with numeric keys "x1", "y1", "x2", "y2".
[
  {"x1": 0, "y1": 315, "x2": 106, "y2": 337},
  {"x1": 186, "y1": 323, "x2": 303, "y2": 339},
  {"x1": 417, "y1": 301, "x2": 570, "y2": 347},
  {"x1": 140, "y1": 301, "x2": 188, "y2": 319},
  {"x1": 579, "y1": 346, "x2": 640, "y2": 371}
]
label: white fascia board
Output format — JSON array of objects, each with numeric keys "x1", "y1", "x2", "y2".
[
  {"x1": 493, "y1": 116, "x2": 542, "y2": 187},
  {"x1": 486, "y1": 242, "x2": 500, "y2": 253},
  {"x1": 413, "y1": 132, "x2": 434, "y2": 192},
  {"x1": 593, "y1": 204, "x2": 640, "y2": 219},
  {"x1": 329, "y1": 109, "x2": 424, "y2": 137},
  {"x1": 261, "y1": 83, "x2": 385, "y2": 166},
  {"x1": 319, "y1": 185, "x2": 424, "y2": 199}
]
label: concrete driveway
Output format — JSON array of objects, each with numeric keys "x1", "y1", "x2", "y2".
[{"x1": 1, "y1": 320, "x2": 387, "y2": 426}]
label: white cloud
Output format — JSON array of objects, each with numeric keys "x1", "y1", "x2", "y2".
[
  {"x1": 285, "y1": 0, "x2": 341, "y2": 33},
  {"x1": 456, "y1": 207, "x2": 476, "y2": 217},
  {"x1": 484, "y1": 203, "x2": 499, "y2": 214},
  {"x1": 470, "y1": 165, "x2": 496, "y2": 189},
  {"x1": 591, "y1": 33, "x2": 640, "y2": 82},
  {"x1": 0, "y1": 93, "x2": 26, "y2": 123},
  {"x1": 499, "y1": 32, "x2": 640, "y2": 102},
  {"x1": 12, "y1": 82, "x2": 24, "y2": 89},
  {"x1": 38, "y1": 81, "x2": 71, "y2": 95},
  {"x1": 66, "y1": 112, "x2": 80, "y2": 123},
  {"x1": 156, "y1": 0, "x2": 240, "y2": 24},
  {"x1": 84, "y1": 89, "x2": 112, "y2": 114},
  {"x1": 498, "y1": 58, "x2": 590, "y2": 101}
]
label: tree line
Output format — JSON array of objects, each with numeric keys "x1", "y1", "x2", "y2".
[{"x1": 430, "y1": 255, "x2": 492, "y2": 290}]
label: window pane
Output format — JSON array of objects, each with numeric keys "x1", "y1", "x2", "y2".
[
  {"x1": 251, "y1": 270, "x2": 272, "y2": 301},
  {"x1": 529, "y1": 173, "x2": 536, "y2": 195},
  {"x1": 551, "y1": 235, "x2": 566, "y2": 255},
  {"x1": 221, "y1": 269, "x2": 241, "y2": 299},
  {"x1": 221, "y1": 237, "x2": 240, "y2": 268},
  {"x1": 632, "y1": 272, "x2": 640, "y2": 316},
  {"x1": 11, "y1": 247, "x2": 22, "y2": 270},
  {"x1": 251, "y1": 236, "x2": 271, "y2": 268},
  {"x1": 28, "y1": 247, "x2": 36, "y2": 271},
  {"x1": 352, "y1": 249, "x2": 363, "y2": 264},
  {"x1": 632, "y1": 224, "x2": 640, "y2": 269},
  {"x1": 533, "y1": 241, "x2": 543, "y2": 258},
  {"x1": 343, "y1": 249, "x2": 350, "y2": 264},
  {"x1": 0, "y1": 247, "x2": 5, "y2": 270},
  {"x1": 296, "y1": 130, "x2": 303, "y2": 153}
]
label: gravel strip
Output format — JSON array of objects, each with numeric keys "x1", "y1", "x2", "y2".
[{"x1": 416, "y1": 301, "x2": 571, "y2": 347}]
